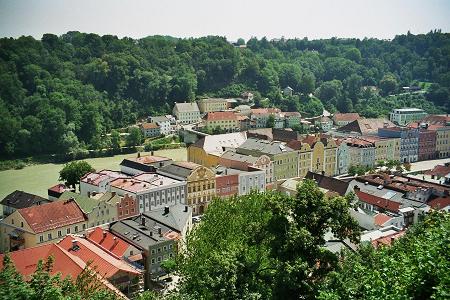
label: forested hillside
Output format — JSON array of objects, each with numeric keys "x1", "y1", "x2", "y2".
[{"x1": 1, "y1": 31, "x2": 449, "y2": 157}]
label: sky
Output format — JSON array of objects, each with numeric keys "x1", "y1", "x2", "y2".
[{"x1": 0, "y1": 0, "x2": 449, "y2": 41}]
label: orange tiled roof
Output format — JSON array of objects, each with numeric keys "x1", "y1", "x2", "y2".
[
  {"x1": 356, "y1": 190, "x2": 401, "y2": 213},
  {"x1": 333, "y1": 113, "x2": 361, "y2": 122},
  {"x1": 19, "y1": 199, "x2": 86, "y2": 233},
  {"x1": 141, "y1": 122, "x2": 159, "y2": 129},
  {"x1": 87, "y1": 227, "x2": 133, "y2": 257},
  {"x1": 428, "y1": 196, "x2": 450, "y2": 210},
  {"x1": 204, "y1": 111, "x2": 237, "y2": 121},
  {"x1": 374, "y1": 213, "x2": 392, "y2": 226},
  {"x1": 58, "y1": 235, "x2": 141, "y2": 278}
]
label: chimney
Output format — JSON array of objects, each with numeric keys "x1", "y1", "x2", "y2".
[
  {"x1": 151, "y1": 151, "x2": 154, "y2": 156},
  {"x1": 164, "y1": 206, "x2": 169, "y2": 215},
  {"x1": 184, "y1": 205, "x2": 188, "y2": 212},
  {"x1": 141, "y1": 217, "x2": 146, "y2": 226},
  {"x1": 103, "y1": 231, "x2": 107, "y2": 238},
  {"x1": 158, "y1": 227, "x2": 162, "y2": 236},
  {"x1": 72, "y1": 239, "x2": 78, "y2": 250},
  {"x1": 354, "y1": 185, "x2": 360, "y2": 192}
]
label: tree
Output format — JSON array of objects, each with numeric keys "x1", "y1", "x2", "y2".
[
  {"x1": 126, "y1": 127, "x2": 143, "y2": 147},
  {"x1": 178, "y1": 181, "x2": 360, "y2": 299},
  {"x1": 318, "y1": 212, "x2": 450, "y2": 300},
  {"x1": 266, "y1": 114, "x2": 275, "y2": 128},
  {"x1": 59, "y1": 160, "x2": 95, "y2": 189},
  {"x1": 379, "y1": 74, "x2": 398, "y2": 96},
  {"x1": 110, "y1": 129, "x2": 121, "y2": 150},
  {"x1": 160, "y1": 259, "x2": 177, "y2": 274}
]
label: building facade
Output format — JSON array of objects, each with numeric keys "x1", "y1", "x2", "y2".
[
  {"x1": 149, "y1": 116, "x2": 171, "y2": 135},
  {"x1": 172, "y1": 102, "x2": 201, "y2": 124},
  {"x1": 418, "y1": 129, "x2": 437, "y2": 161},
  {"x1": 378, "y1": 127, "x2": 419, "y2": 163},
  {"x1": 197, "y1": 98, "x2": 228, "y2": 113},
  {"x1": 390, "y1": 108, "x2": 427, "y2": 126},
  {"x1": 202, "y1": 111, "x2": 239, "y2": 132}
]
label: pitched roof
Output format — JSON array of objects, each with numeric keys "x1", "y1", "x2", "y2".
[
  {"x1": 87, "y1": 227, "x2": 133, "y2": 257},
  {"x1": 374, "y1": 213, "x2": 392, "y2": 226},
  {"x1": 57, "y1": 235, "x2": 141, "y2": 278},
  {"x1": 220, "y1": 149, "x2": 259, "y2": 165},
  {"x1": 305, "y1": 172, "x2": 349, "y2": 196},
  {"x1": 141, "y1": 122, "x2": 159, "y2": 129},
  {"x1": 1, "y1": 190, "x2": 47, "y2": 209},
  {"x1": 48, "y1": 184, "x2": 70, "y2": 194},
  {"x1": 157, "y1": 161, "x2": 202, "y2": 180},
  {"x1": 18, "y1": 199, "x2": 86, "y2": 233},
  {"x1": 143, "y1": 204, "x2": 192, "y2": 233},
  {"x1": 428, "y1": 196, "x2": 450, "y2": 210},
  {"x1": 150, "y1": 115, "x2": 170, "y2": 123},
  {"x1": 204, "y1": 111, "x2": 237, "y2": 121},
  {"x1": 0, "y1": 242, "x2": 128, "y2": 298},
  {"x1": 174, "y1": 102, "x2": 200, "y2": 113},
  {"x1": 59, "y1": 191, "x2": 99, "y2": 213},
  {"x1": 355, "y1": 190, "x2": 401, "y2": 212},
  {"x1": 81, "y1": 170, "x2": 124, "y2": 186},
  {"x1": 425, "y1": 164, "x2": 450, "y2": 177},
  {"x1": 333, "y1": 113, "x2": 361, "y2": 122},
  {"x1": 338, "y1": 118, "x2": 395, "y2": 135},
  {"x1": 237, "y1": 138, "x2": 294, "y2": 156},
  {"x1": 192, "y1": 132, "x2": 247, "y2": 155}
]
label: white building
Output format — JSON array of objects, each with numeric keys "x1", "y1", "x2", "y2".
[
  {"x1": 149, "y1": 116, "x2": 171, "y2": 135},
  {"x1": 80, "y1": 170, "x2": 126, "y2": 197},
  {"x1": 110, "y1": 174, "x2": 187, "y2": 213},
  {"x1": 238, "y1": 169, "x2": 266, "y2": 195},
  {"x1": 172, "y1": 102, "x2": 201, "y2": 125},
  {"x1": 389, "y1": 108, "x2": 427, "y2": 126}
]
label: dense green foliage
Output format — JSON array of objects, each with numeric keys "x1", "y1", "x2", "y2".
[
  {"x1": 178, "y1": 180, "x2": 360, "y2": 299},
  {"x1": 0, "y1": 255, "x2": 118, "y2": 300},
  {"x1": 58, "y1": 160, "x2": 94, "y2": 189},
  {"x1": 1, "y1": 31, "x2": 449, "y2": 157},
  {"x1": 318, "y1": 211, "x2": 450, "y2": 300}
]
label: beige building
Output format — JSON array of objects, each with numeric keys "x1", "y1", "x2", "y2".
[
  {"x1": 359, "y1": 136, "x2": 401, "y2": 162},
  {"x1": 197, "y1": 98, "x2": 229, "y2": 113},
  {"x1": 202, "y1": 111, "x2": 239, "y2": 132},
  {"x1": 436, "y1": 126, "x2": 450, "y2": 158},
  {"x1": 157, "y1": 162, "x2": 216, "y2": 215},
  {"x1": 301, "y1": 135, "x2": 337, "y2": 176},
  {"x1": 286, "y1": 140, "x2": 313, "y2": 179},
  {"x1": 0, "y1": 199, "x2": 87, "y2": 252}
]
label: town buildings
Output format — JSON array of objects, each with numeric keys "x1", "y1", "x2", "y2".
[
  {"x1": 197, "y1": 98, "x2": 228, "y2": 113},
  {"x1": 1, "y1": 190, "x2": 49, "y2": 217},
  {"x1": 332, "y1": 113, "x2": 361, "y2": 127},
  {"x1": 140, "y1": 122, "x2": 161, "y2": 138},
  {"x1": 157, "y1": 161, "x2": 215, "y2": 215},
  {"x1": 172, "y1": 102, "x2": 201, "y2": 124},
  {"x1": 390, "y1": 108, "x2": 427, "y2": 126},
  {"x1": 0, "y1": 199, "x2": 87, "y2": 252},
  {"x1": 418, "y1": 129, "x2": 437, "y2": 160},
  {"x1": 378, "y1": 127, "x2": 419, "y2": 163},
  {"x1": 120, "y1": 155, "x2": 173, "y2": 175},
  {"x1": 80, "y1": 169, "x2": 124, "y2": 197},
  {"x1": 338, "y1": 118, "x2": 395, "y2": 135},
  {"x1": 188, "y1": 132, "x2": 247, "y2": 167},
  {"x1": 149, "y1": 115, "x2": 172, "y2": 135},
  {"x1": 110, "y1": 173, "x2": 186, "y2": 214},
  {"x1": 344, "y1": 137, "x2": 376, "y2": 168},
  {"x1": 236, "y1": 138, "x2": 298, "y2": 181},
  {"x1": 202, "y1": 111, "x2": 239, "y2": 131}
]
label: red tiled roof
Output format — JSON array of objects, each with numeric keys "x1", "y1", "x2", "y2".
[
  {"x1": 286, "y1": 140, "x2": 303, "y2": 150},
  {"x1": 372, "y1": 230, "x2": 406, "y2": 248},
  {"x1": 333, "y1": 113, "x2": 361, "y2": 122},
  {"x1": 425, "y1": 165, "x2": 450, "y2": 177},
  {"x1": 251, "y1": 108, "x2": 280, "y2": 115},
  {"x1": 374, "y1": 213, "x2": 392, "y2": 226},
  {"x1": 57, "y1": 235, "x2": 141, "y2": 278},
  {"x1": 87, "y1": 227, "x2": 132, "y2": 257},
  {"x1": 48, "y1": 184, "x2": 69, "y2": 193},
  {"x1": 355, "y1": 190, "x2": 401, "y2": 212},
  {"x1": 204, "y1": 111, "x2": 237, "y2": 121},
  {"x1": 19, "y1": 199, "x2": 86, "y2": 233},
  {"x1": 141, "y1": 122, "x2": 159, "y2": 129},
  {"x1": 0, "y1": 243, "x2": 128, "y2": 298},
  {"x1": 428, "y1": 196, "x2": 450, "y2": 210}
]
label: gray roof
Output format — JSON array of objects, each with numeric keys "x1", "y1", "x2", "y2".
[
  {"x1": 220, "y1": 150, "x2": 259, "y2": 164},
  {"x1": 237, "y1": 138, "x2": 295, "y2": 156},
  {"x1": 156, "y1": 162, "x2": 199, "y2": 180},
  {"x1": 143, "y1": 204, "x2": 192, "y2": 232},
  {"x1": 1, "y1": 190, "x2": 47, "y2": 209},
  {"x1": 151, "y1": 116, "x2": 170, "y2": 123},
  {"x1": 174, "y1": 102, "x2": 200, "y2": 113},
  {"x1": 110, "y1": 218, "x2": 172, "y2": 251}
]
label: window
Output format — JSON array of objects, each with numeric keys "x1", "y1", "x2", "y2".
[
  {"x1": 75, "y1": 226, "x2": 79, "y2": 232},
  {"x1": 157, "y1": 248, "x2": 161, "y2": 253},
  {"x1": 151, "y1": 249, "x2": 156, "y2": 255},
  {"x1": 151, "y1": 258, "x2": 155, "y2": 264},
  {"x1": 48, "y1": 233, "x2": 52, "y2": 240},
  {"x1": 39, "y1": 236, "x2": 44, "y2": 243},
  {"x1": 20, "y1": 222, "x2": 23, "y2": 228},
  {"x1": 163, "y1": 246, "x2": 167, "y2": 251},
  {"x1": 11, "y1": 219, "x2": 14, "y2": 225},
  {"x1": 82, "y1": 224, "x2": 86, "y2": 230},
  {"x1": 157, "y1": 256, "x2": 162, "y2": 262},
  {"x1": 169, "y1": 244, "x2": 173, "y2": 250},
  {"x1": 58, "y1": 230, "x2": 62, "y2": 237},
  {"x1": 67, "y1": 228, "x2": 71, "y2": 234},
  {"x1": 130, "y1": 250, "x2": 134, "y2": 256}
]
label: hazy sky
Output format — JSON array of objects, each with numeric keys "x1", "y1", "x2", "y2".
[{"x1": 1, "y1": 0, "x2": 449, "y2": 41}]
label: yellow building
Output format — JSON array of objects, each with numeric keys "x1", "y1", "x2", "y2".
[
  {"x1": 0, "y1": 199, "x2": 87, "y2": 252},
  {"x1": 436, "y1": 127, "x2": 450, "y2": 158},
  {"x1": 197, "y1": 98, "x2": 228, "y2": 113},
  {"x1": 302, "y1": 135, "x2": 337, "y2": 176},
  {"x1": 286, "y1": 140, "x2": 312, "y2": 178},
  {"x1": 360, "y1": 136, "x2": 401, "y2": 162},
  {"x1": 157, "y1": 161, "x2": 216, "y2": 215},
  {"x1": 202, "y1": 111, "x2": 239, "y2": 132},
  {"x1": 188, "y1": 132, "x2": 247, "y2": 167}
]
